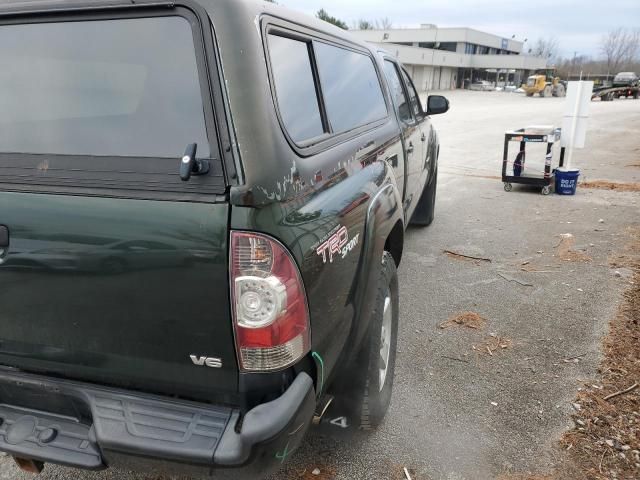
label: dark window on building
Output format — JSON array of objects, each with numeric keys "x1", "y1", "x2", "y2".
[
  {"x1": 401, "y1": 69, "x2": 422, "y2": 117},
  {"x1": 418, "y1": 41, "x2": 456, "y2": 52},
  {"x1": 465, "y1": 43, "x2": 478, "y2": 54},
  {"x1": 268, "y1": 34, "x2": 324, "y2": 143},
  {"x1": 0, "y1": 16, "x2": 210, "y2": 158},
  {"x1": 314, "y1": 42, "x2": 387, "y2": 134},
  {"x1": 382, "y1": 60, "x2": 412, "y2": 123},
  {"x1": 438, "y1": 42, "x2": 457, "y2": 52}
]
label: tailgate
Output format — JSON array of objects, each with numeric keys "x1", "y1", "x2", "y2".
[
  {"x1": 0, "y1": 192, "x2": 236, "y2": 401},
  {"x1": 0, "y1": 10, "x2": 238, "y2": 402}
]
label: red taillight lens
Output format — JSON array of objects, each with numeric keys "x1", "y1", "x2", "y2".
[{"x1": 230, "y1": 231, "x2": 311, "y2": 371}]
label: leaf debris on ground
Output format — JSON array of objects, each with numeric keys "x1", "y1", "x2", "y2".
[
  {"x1": 580, "y1": 180, "x2": 640, "y2": 192},
  {"x1": 557, "y1": 227, "x2": 640, "y2": 479},
  {"x1": 555, "y1": 234, "x2": 592, "y2": 263},
  {"x1": 440, "y1": 311, "x2": 487, "y2": 330},
  {"x1": 473, "y1": 336, "x2": 513, "y2": 356}
]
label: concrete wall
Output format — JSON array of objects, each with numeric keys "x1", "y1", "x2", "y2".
[
  {"x1": 406, "y1": 65, "x2": 457, "y2": 91},
  {"x1": 352, "y1": 27, "x2": 523, "y2": 53}
]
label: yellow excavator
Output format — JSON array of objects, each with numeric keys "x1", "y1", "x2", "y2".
[{"x1": 522, "y1": 69, "x2": 566, "y2": 97}]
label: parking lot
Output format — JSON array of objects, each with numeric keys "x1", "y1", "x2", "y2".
[{"x1": 1, "y1": 91, "x2": 638, "y2": 480}]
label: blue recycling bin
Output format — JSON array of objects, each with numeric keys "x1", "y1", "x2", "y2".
[{"x1": 555, "y1": 169, "x2": 580, "y2": 195}]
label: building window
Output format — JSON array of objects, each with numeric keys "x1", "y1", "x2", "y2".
[{"x1": 418, "y1": 41, "x2": 456, "y2": 52}]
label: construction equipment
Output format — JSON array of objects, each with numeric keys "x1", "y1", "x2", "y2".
[
  {"x1": 591, "y1": 73, "x2": 639, "y2": 101},
  {"x1": 522, "y1": 69, "x2": 566, "y2": 98}
]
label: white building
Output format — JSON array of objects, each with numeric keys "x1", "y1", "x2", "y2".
[{"x1": 351, "y1": 25, "x2": 548, "y2": 91}]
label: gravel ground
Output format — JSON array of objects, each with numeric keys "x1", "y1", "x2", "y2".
[{"x1": 1, "y1": 91, "x2": 638, "y2": 480}]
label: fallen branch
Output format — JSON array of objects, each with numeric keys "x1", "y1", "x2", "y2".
[
  {"x1": 441, "y1": 355, "x2": 470, "y2": 364},
  {"x1": 497, "y1": 272, "x2": 533, "y2": 286},
  {"x1": 603, "y1": 383, "x2": 639, "y2": 401},
  {"x1": 444, "y1": 249, "x2": 492, "y2": 262}
]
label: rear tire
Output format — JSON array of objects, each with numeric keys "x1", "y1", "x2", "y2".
[
  {"x1": 409, "y1": 167, "x2": 438, "y2": 226},
  {"x1": 332, "y1": 251, "x2": 399, "y2": 430}
]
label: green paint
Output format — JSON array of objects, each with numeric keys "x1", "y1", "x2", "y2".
[
  {"x1": 312, "y1": 351, "x2": 324, "y2": 397},
  {"x1": 275, "y1": 441, "x2": 291, "y2": 464}
]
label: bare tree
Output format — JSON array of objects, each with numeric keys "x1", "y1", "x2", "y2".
[
  {"x1": 531, "y1": 37, "x2": 559, "y2": 61},
  {"x1": 376, "y1": 17, "x2": 393, "y2": 29},
  {"x1": 601, "y1": 27, "x2": 640, "y2": 73}
]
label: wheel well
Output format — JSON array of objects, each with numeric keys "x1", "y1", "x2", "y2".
[{"x1": 385, "y1": 220, "x2": 404, "y2": 267}]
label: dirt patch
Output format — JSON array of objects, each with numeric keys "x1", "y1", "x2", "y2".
[
  {"x1": 473, "y1": 335, "x2": 513, "y2": 356},
  {"x1": 580, "y1": 180, "x2": 640, "y2": 193},
  {"x1": 440, "y1": 311, "x2": 487, "y2": 330},
  {"x1": 557, "y1": 227, "x2": 640, "y2": 479},
  {"x1": 625, "y1": 164, "x2": 640, "y2": 168},
  {"x1": 555, "y1": 234, "x2": 592, "y2": 263}
]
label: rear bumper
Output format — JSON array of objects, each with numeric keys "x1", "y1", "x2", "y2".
[{"x1": 0, "y1": 367, "x2": 315, "y2": 479}]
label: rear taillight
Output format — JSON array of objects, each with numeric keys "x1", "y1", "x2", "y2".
[{"x1": 230, "y1": 231, "x2": 310, "y2": 372}]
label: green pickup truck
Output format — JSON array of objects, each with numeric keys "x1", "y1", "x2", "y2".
[{"x1": 0, "y1": 0, "x2": 448, "y2": 477}]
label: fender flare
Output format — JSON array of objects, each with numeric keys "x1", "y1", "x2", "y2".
[{"x1": 348, "y1": 166, "x2": 404, "y2": 355}]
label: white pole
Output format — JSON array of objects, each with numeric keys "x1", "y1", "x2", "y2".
[{"x1": 565, "y1": 81, "x2": 583, "y2": 171}]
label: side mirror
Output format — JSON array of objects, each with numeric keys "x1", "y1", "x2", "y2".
[{"x1": 426, "y1": 95, "x2": 449, "y2": 115}]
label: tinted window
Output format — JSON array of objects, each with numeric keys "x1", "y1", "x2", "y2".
[
  {"x1": 401, "y1": 69, "x2": 422, "y2": 117},
  {"x1": 0, "y1": 16, "x2": 209, "y2": 158},
  {"x1": 314, "y1": 43, "x2": 387, "y2": 134},
  {"x1": 383, "y1": 60, "x2": 412, "y2": 123},
  {"x1": 268, "y1": 34, "x2": 324, "y2": 143}
]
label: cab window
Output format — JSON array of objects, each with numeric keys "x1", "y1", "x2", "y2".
[
  {"x1": 401, "y1": 69, "x2": 423, "y2": 118},
  {"x1": 383, "y1": 60, "x2": 413, "y2": 123}
]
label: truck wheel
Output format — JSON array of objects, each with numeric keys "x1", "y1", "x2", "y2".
[
  {"x1": 331, "y1": 251, "x2": 399, "y2": 431},
  {"x1": 409, "y1": 167, "x2": 438, "y2": 226},
  {"x1": 357, "y1": 251, "x2": 398, "y2": 430}
]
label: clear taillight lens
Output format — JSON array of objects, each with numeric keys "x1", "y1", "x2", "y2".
[{"x1": 230, "y1": 231, "x2": 310, "y2": 372}]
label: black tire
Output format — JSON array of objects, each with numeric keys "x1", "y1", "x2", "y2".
[
  {"x1": 332, "y1": 251, "x2": 399, "y2": 430},
  {"x1": 409, "y1": 167, "x2": 438, "y2": 226}
]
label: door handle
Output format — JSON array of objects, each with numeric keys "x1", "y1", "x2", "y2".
[
  {"x1": 421, "y1": 132, "x2": 427, "y2": 142},
  {"x1": 406, "y1": 142, "x2": 414, "y2": 154}
]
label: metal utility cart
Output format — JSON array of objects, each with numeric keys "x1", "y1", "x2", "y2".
[{"x1": 502, "y1": 126, "x2": 560, "y2": 195}]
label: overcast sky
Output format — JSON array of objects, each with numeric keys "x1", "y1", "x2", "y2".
[{"x1": 277, "y1": 0, "x2": 639, "y2": 59}]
